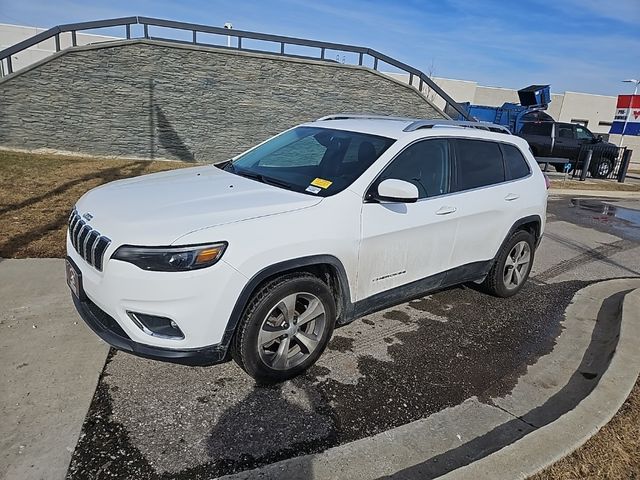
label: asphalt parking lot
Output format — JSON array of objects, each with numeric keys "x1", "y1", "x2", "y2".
[{"x1": 62, "y1": 195, "x2": 640, "y2": 480}]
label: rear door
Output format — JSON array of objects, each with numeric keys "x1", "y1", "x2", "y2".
[
  {"x1": 356, "y1": 138, "x2": 457, "y2": 300},
  {"x1": 446, "y1": 138, "x2": 514, "y2": 268},
  {"x1": 518, "y1": 122, "x2": 553, "y2": 156},
  {"x1": 553, "y1": 123, "x2": 578, "y2": 160}
]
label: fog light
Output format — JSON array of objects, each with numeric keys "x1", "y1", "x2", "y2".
[{"x1": 127, "y1": 311, "x2": 185, "y2": 340}]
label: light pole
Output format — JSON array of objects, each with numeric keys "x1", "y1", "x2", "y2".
[
  {"x1": 619, "y1": 79, "x2": 639, "y2": 147},
  {"x1": 224, "y1": 22, "x2": 233, "y2": 48}
]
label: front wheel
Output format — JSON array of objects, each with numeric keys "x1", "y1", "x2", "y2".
[
  {"x1": 483, "y1": 230, "x2": 535, "y2": 297},
  {"x1": 231, "y1": 273, "x2": 336, "y2": 383}
]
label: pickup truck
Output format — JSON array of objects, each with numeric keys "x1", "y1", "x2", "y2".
[{"x1": 517, "y1": 121, "x2": 618, "y2": 178}]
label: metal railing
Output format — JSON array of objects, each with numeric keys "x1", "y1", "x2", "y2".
[
  {"x1": 0, "y1": 16, "x2": 471, "y2": 120},
  {"x1": 571, "y1": 144, "x2": 632, "y2": 182}
]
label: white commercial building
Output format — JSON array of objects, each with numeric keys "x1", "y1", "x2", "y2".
[{"x1": 0, "y1": 23, "x2": 117, "y2": 75}]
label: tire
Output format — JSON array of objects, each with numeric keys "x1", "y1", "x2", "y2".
[
  {"x1": 482, "y1": 230, "x2": 535, "y2": 298},
  {"x1": 231, "y1": 272, "x2": 336, "y2": 383},
  {"x1": 590, "y1": 158, "x2": 613, "y2": 179}
]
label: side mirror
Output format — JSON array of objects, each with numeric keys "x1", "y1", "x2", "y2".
[
  {"x1": 372, "y1": 179, "x2": 419, "y2": 203},
  {"x1": 596, "y1": 134, "x2": 603, "y2": 143}
]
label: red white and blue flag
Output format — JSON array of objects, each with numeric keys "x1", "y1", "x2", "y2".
[{"x1": 610, "y1": 95, "x2": 640, "y2": 135}]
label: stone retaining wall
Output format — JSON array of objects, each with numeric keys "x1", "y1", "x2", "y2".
[{"x1": 0, "y1": 40, "x2": 444, "y2": 162}]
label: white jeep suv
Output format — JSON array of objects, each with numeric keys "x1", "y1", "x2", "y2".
[{"x1": 66, "y1": 115, "x2": 548, "y2": 382}]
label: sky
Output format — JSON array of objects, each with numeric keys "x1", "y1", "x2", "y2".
[{"x1": 1, "y1": 0, "x2": 639, "y2": 96}]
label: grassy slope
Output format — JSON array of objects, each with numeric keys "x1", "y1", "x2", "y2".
[{"x1": 0, "y1": 151, "x2": 189, "y2": 258}]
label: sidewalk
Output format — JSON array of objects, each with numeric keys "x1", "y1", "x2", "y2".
[{"x1": 0, "y1": 259, "x2": 109, "y2": 480}]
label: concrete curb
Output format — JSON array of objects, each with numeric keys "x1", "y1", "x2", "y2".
[
  {"x1": 443, "y1": 285, "x2": 640, "y2": 479},
  {"x1": 218, "y1": 279, "x2": 640, "y2": 480}
]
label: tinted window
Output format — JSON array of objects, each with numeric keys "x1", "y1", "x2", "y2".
[
  {"x1": 502, "y1": 144, "x2": 530, "y2": 180},
  {"x1": 520, "y1": 122, "x2": 552, "y2": 136},
  {"x1": 377, "y1": 139, "x2": 451, "y2": 199},
  {"x1": 575, "y1": 126, "x2": 593, "y2": 141},
  {"x1": 556, "y1": 125, "x2": 574, "y2": 139},
  {"x1": 454, "y1": 139, "x2": 505, "y2": 191}
]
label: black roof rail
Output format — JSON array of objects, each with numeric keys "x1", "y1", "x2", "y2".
[
  {"x1": 316, "y1": 114, "x2": 418, "y2": 122},
  {"x1": 403, "y1": 119, "x2": 512, "y2": 134}
]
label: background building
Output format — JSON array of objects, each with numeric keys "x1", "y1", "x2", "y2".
[
  {"x1": 388, "y1": 72, "x2": 639, "y2": 160},
  {"x1": 0, "y1": 23, "x2": 116, "y2": 75}
]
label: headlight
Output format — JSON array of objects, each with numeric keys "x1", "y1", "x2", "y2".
[{"x1": 111, "y1": 242, "x2": 227, "y2": 272}]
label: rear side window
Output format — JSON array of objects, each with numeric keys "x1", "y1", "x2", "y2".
[
  {"x1": 454, "y1": 139, "x2": 505, "y2": 191},
  {"x1": 520, "y1": 122, "x2": 552, "y2": 136},
  {"x1": 502, "y1": 144, "x2": 531, "y2": 180},
  {"x1": 556, "y1": 125, "x2": 574, "y2": 139}
]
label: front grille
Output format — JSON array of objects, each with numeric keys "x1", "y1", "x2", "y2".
[{"x1": 68, "y1": 209, "x2": 111, "y2": 271}]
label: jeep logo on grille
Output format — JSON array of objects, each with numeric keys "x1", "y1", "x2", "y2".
[{"x1": 82, "y1": 212, "x2": 94, "y2": 222}]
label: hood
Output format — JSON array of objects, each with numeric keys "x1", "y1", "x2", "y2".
[{"x1": 75, "y1": 165, "x2": 322, "y2": 246}]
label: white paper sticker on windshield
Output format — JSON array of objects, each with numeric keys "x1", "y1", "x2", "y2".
[{"x1": 305, "y1": 185, "x2": 322, "y2": 194}]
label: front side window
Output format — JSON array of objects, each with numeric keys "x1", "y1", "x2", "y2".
[
  {"x1": 454, "y1": 139, "x2": 505, "y2": 191},
  {"x1": 502, "y1": 144, "x2": 531, "y2": 180},
  {"x1": 575, "y1": 126, "x2": 594, "y2": 141},
  {"x1": 226, "y1": 127, "x2": 395, "y2": 196},
  {"x1": 375, "y1": 139, "x2": 451, "y2": 199}
]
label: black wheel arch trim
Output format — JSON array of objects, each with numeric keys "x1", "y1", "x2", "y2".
[
  {"x1": 498, "y1": 215, "x2": 543, "y2": 256},
  {"x1": 221, "y1": 218, "x2": 545, "y2": 354},
  {"x1": 219, "y1": 255, "x2": 353, "y2": 353}
]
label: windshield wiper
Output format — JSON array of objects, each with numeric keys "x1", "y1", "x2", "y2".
[{"x1": 232, "y1": 168, "x2": 294, "y2": 190}]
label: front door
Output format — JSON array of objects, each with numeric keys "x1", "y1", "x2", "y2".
[{"x1": 357, "y1": 138, "x2": 457, "y2": 301}]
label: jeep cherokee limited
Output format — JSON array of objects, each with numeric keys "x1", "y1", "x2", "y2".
[{"x1": 66, "y1": 115, "x2": 548, "y2": 382}]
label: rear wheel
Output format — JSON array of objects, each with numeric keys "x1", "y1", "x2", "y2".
[
  {"x1": 232, "y1": 273, "x2": 336, "y2": 382},
  {"x1": 483, "y1": 230, "x2": 535, "y2": 297},
  {"x1": 590, "y1": 158, "x2": 613, "y2": 179}
]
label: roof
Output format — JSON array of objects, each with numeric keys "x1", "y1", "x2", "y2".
[{"x1": 307, "y1": 114, "x2": 512, "y2": 139}]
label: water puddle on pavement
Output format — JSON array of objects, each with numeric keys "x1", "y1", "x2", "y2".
[{"x1": 571, "y1": 198, "x2": 640, "y2": 240}]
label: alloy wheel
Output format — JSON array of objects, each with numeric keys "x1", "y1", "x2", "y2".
[
  {"x1": 503, "y1": 240, "x2": 531, "y2": 290},
  {"x1": 257, "y1": 292, "x2": 326, "y2": 370}
]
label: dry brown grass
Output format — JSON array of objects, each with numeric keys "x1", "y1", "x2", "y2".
[
  {"x1": 550, "y1": 179, "x2": 640, "y2": 192},
  {"x1": 532, "y1": 377, "x2": 640, "y2": 479},
  {"x1": 0, "y1": 150, "x2": 189, "y2": 258}
]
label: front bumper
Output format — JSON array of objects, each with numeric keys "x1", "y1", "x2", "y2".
[{"x1": 72, "y1": 293, "x2": 229, "y2": 366}]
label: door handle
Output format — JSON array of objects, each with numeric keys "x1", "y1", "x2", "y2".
[
  {"x1": 505, "y1": 193, "x2": 520, "y2": 201},
  {"x1": 436, "y1": 206, "x2": 457, "y2": 215}
]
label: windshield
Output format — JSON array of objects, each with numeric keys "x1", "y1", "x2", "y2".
[{"x1": 224, "y1": 126, "x2": 395, "y2": 196}]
